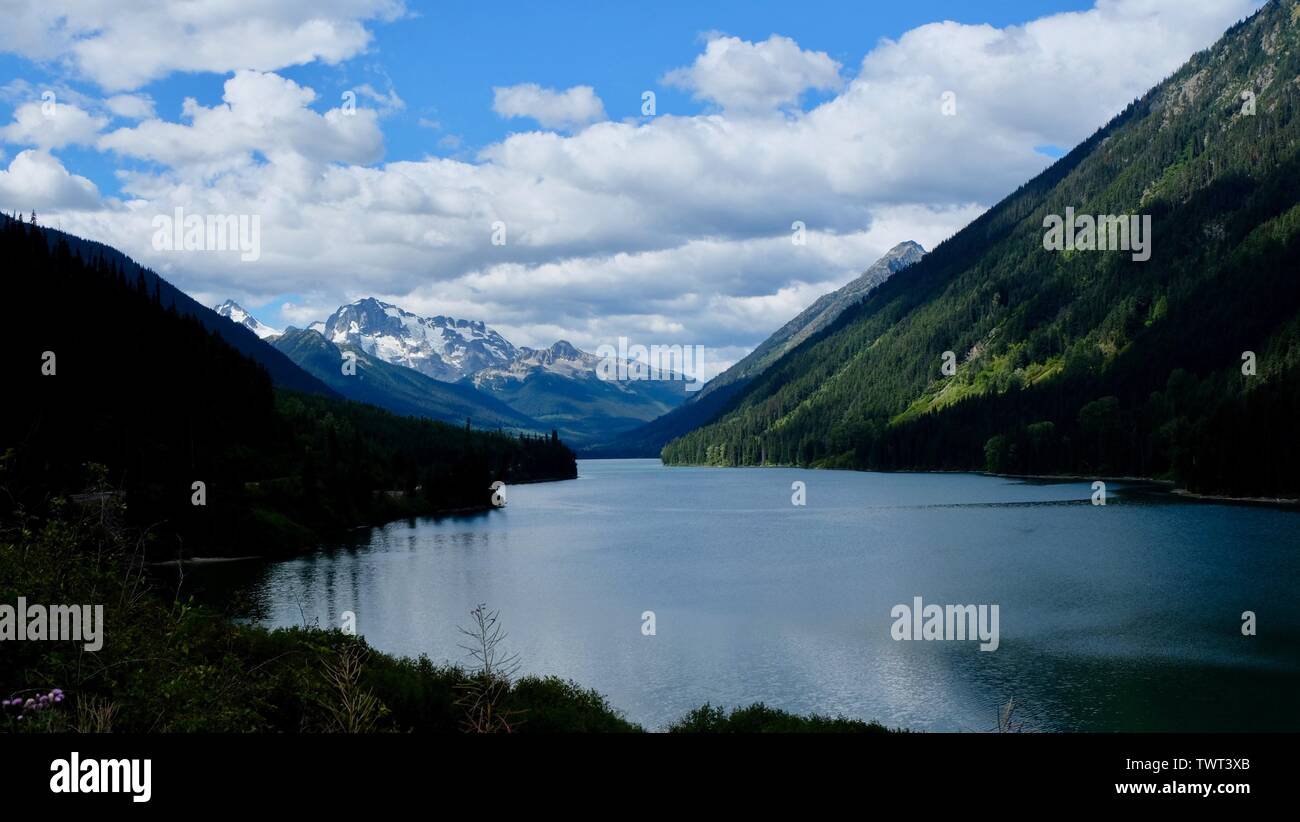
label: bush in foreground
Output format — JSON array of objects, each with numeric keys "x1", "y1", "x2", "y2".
[{"x1": 669, "y1": 703, "x2": 896, "y2": 733}]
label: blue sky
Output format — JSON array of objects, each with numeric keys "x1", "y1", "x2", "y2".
[
  {"x1": 2, "y1": 0, "x2": 1096, "y2": 197},
  {"x1": 356, "y1": 0, "x2": 1095, "y2": 159},
  {"x1": 0, "y1": 0, "x2": 1262, "y2": 374}
]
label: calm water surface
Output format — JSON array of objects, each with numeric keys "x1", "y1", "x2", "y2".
[{"x1": 190, "y1": 459, "x2": 1300, "y2": 731}]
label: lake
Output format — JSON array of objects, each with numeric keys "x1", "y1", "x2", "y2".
[{"x1": 187, "y1": 459, "x2": 1300, "y2": 731}]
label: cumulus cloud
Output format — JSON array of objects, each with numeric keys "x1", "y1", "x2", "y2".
[
  {"x1": 104, "y1": 94, "x2": 156, "y2": 120},
  {"x1": 97, "y1": 70, "x2": 384, "y2": 174},
  {"x1": 0, "y1": 0, "x2": 406, "y2": 91},
  {"x1": 0, "y1": 101, "x2": 106, "y2": 149},
  {"x1": 492, "y1": 84, "x2": 607, "y2": 131},
  {"x1": 0, "y1": 149, "x2": 101, "y2": 211},
  {"x1": 9, "y1": 0, "x2": 1265, "y2": 373},
  {"x1": 663, "y1": 34, "x2": 842, "y2": 112}
]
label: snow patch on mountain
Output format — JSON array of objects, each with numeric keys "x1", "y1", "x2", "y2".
[
  {"x1": 224, "y1": 296, "x2": 690, "y2": 398},
  {"x1": 314, "y1": 298, "x2": 517, "y2": 382},
  {"x1": 214, "y1": 299, "x2": 281, "y2": 340},
  {"x1": 473, "y1": 340, "x2": 600, "y2": 384}
]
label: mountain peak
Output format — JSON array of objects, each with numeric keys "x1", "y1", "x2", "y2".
[
  {"x1": 213, "y1": 300, "x2": 281, "y2": 340},
  {"x1": 548, "y1": 340, "x2": 583, "y2": 359},
  {"x1": 316, "y1": 299, "x2": 517, "y2": 382},
  {"x1": 682, "y1": 240, "x2": 927, "y2": 403},
  {"x1": 875, "y1": 241, "x2": 926, "y2": 272}
]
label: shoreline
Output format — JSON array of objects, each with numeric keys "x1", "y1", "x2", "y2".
[
  {"x1": 1169, "y1": 488, "x2": 1300, "y2": 506},
  {"x1": 150, "y1": 555, "x2": 264, "y2": 567},
  {"x1": 648, "y1": 459, "x2": 1298, "y2": 507},
  {"x1": 150, "y1": 471, "x2": 580, "y2": 562}
]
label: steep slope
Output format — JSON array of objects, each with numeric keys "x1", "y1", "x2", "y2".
[
  {"x1": 214, "y1": 299, "x2": 282, "y2": 340},
  {"x1": 601, "y1": 241, "x2": 925, "y2": 457},
  {"x1": 701, "y1": 241, "x2": 925, "y2": 402},
  {"x1": 15, "y1": 219, "x2": 335, "y2": 398},
  {"x1": 470, "y1": 340, "x2": 691, "y2": 448},
  {"x1": 583, "y1": 378, "x2": 750, "y2": 458},
  {"x1": 664, "y1": 0, "x2": 1300, "y2": 497},
  {"x1": 274, "y1": 327, "x2": 541, "y2": 430}
]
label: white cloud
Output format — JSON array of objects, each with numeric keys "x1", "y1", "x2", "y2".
[
  {"x1": 352, "y1": 83, "x2": 405, "y2": 113},
  {"x1": 97, "y1": 71, "x2": 384, "y2": 174},
  {"x1": 105, "y1": 94, "x2": 156, "y2": 120},
  {"x1": 663, "y1": 34, "x2": 842, "y2": 112},
  {"x1": 0, "y1": 0, "x2": 406, "y2": 91},
  {"x1": 0, "y1": 149, "x2": 101, "y2": 211},
  {"x1": 0, "y1": 101, "x2": 106, "y2": 149},
  {"x1": 492, "y1": 84, "x2": 607, "y2": 131}
]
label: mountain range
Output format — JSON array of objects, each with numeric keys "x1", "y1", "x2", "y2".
[
  {"x1": 309, "y1": 297, "x2": 516, "y2": 382},
  {"x1": 661, "y1": 0, "x2": 1300, "y2": 497},
  {"x1": 219, "y1": 297, "x2": 693, "y2": 447},
  {"x1": 272, "y1": 325, "x2": 539, "y2": 430},
  {"x1": 12, "y1": 2, "x2": 1295, "y2": 499},
  {"x1": 0, "y1": 212, "x2": 576, "y2": 558},
  {"x1": 470, "y1": 339, "x2": 690, "y2": 445}
]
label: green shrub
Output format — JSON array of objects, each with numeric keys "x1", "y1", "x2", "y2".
[{"x1": 668, "y1": 703, "x2": 896, "y2": 733}]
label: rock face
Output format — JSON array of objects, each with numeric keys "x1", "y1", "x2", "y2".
[
  {"x1": 311, "y1": 297, "x2": 518, "y2": 382},
  {"x1": 272, "y1": 326, "x2": 539, "y2": 430}
]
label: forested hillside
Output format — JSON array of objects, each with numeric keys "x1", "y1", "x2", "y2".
[
  {"x1": 0, "y1": 217, "x2": 576, "y2": 557},
  {"x1": 663, "y1": 0, "x2": 1300, "y2": 498},
  {"x1": 20, "y1": 216, "x2": 335, "y2": 396}
]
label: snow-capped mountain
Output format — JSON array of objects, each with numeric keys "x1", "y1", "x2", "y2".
[
  {"x1": 214, "y1": 299, "x2": 281, "y2": 340},
  {"x1": 222, "y1": 297, "x2": 694, "y2": 447},
  {"x1": 472, "y1": 340, "x2": 600, "y2": 384},
  {"x1": 311, "y1": 298, "x2": 517, "y2": 382}
]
